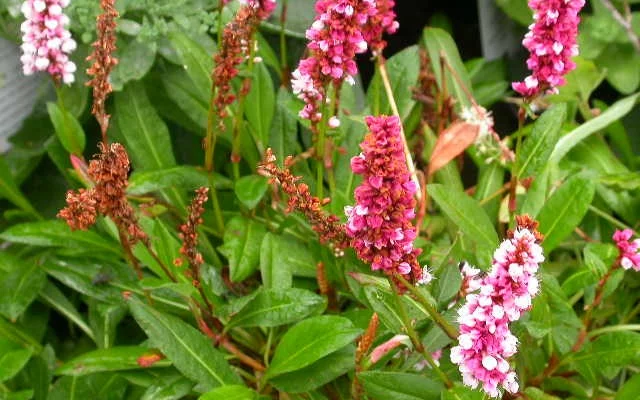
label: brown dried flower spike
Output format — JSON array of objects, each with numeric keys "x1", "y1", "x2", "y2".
[
  {"x1": 86, "y1": 0, "x2": 119, "y2": 143},
  {"x1": 178, "y1": 187, "x2": 209, "y2": 278},
  {"x1": 258, "y1": 149, "x2": 349, "y2": 255}
]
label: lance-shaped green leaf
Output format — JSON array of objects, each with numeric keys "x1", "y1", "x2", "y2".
[
  {"x1": 227, "y1": 288, "x2": 325, "y2": 329},
  {"x1": 428, "y1": 183, "x2": 499, "y2": 265},
  {"x1": 616, "y1": 374, "x2": 640, "y2": 400},
  {"x1": 56, "y1": 346, "x2": 171, "y2": 376},
  {"x1": 0, "y1": 256, "x2": 46, "y2": 320},
  {"x1": 47, "y1": 102, "x2": 86, "y2": 155},
  {"x1": 517, "y1": 104, "x2": 566, "y2": 178},
  {"x1": 550, "y1": 92, "x2": 639, "y2": 163},
  {"x1": 245, "y1": 63, "x2": 275, "y2": 151},
  {"x1": 218, "y1": 217, "x2": 267, "y2": 282},
  {"x1": 129, "y1": 297, "x2": 241, "y2": 390},
  {"x1": 234, "y1": 175, "x2": 269, "y2": 210},
  {"x1": 266, "y1": 316, "x2": 361, "y2": 378},
  {"x1": 537, "y1": 175, "x2": 596, "y2": 252},
  {"x1": 168, "y1": 30, "x2": 214, "y2": 102},
  {"x1": 423, "y1": 27, "x2": 473, "y2": 109},
  {"x1": 129, "y1": 167, "x2": 231, "y2": 196},
  {"x1": 0, "y1": 343, "x2": 32, "y2": 383},
  {"x1": 0, "y1": 220, "x2": 121, "y2": 255},
  {"x1": 0, "y1": 155, "x2": 39, "y2": 218},
  {"x1": 200, "y1": 385, "x2": 257, "y2": 400},
  {"x1": 572, "y1": 331, "x2": 640, "y2": 384},
  {"x1": 359, "y1": 371, "x2": 443, "y2": 400},
  {"x1": 114, "y1": 82, "x2": 177, "y2": 171}
]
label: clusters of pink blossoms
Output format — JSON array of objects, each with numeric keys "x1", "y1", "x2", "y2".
[
  {"x1": 613, "y1": 229, "x2": 640, "y2": 271},
  {"x1": 20, "y1": 0, "x2": 77, "y2": 84},
  {"x1": 451, "y1": 217, "x2": 545, "y2": 398},
  {"x1": 512, "y1": 0, "x2": 586, "y2": 97},
  {"x1": 291, "y1": 0, "x2": 398, "y2": 123},
  {"x1": 345, "y1": 115, "x2": 422, "y2": 282}
]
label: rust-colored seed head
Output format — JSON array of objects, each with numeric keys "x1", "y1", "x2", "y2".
[
  {"x1": 58, "y1": 189, "x2": 98, "y2": 230},
  {"x1": 178, "y1": 187, "x2": 209, "y2": 274},
  {"x1": 258, "y1": 149, "x2": 349, "y2": 255},
  {"x1": 356, "y1": 313, "x2": 379, "y2": 364},
  {"x1": 212, "y1": 4, "x2": 261, "y2": 133},
  {"x1": 86, "y1": 0, "x2": 119, "y2": 142},
  {"x1": 511, "y1": 214, "x2": 544, "y2": 243}
]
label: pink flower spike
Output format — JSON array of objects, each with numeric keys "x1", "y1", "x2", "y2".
[
  {"x1": 613, "y1": 229, "x2": 640, "y2": 271},
  {"x1": 345, "y1": 116, "x2": 423, "y2": 285},
  {"x1": 291, "y1": 0, "x2": 398, "y2": 125},
  {"x1": 450, "y1": 216, "x2": 544, "y2": 398},
  {"x1": 20, "y1": 0, "x2": 77, "y2": 84},
  {"x1": 512, "y1": 0, "x2": 586, "y2": 97}
]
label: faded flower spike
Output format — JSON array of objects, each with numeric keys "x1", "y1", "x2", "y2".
[
  {"x1": 613, "y1": 229, "x2": 640, "y2": 271},
  {"x1": 20, "y1": 0, "x2": 77, "y2": 84},
  {"x1": 346, "y1": 115, "x2": 422, "y2": 283},
  {"x1": 258, "y1": 149, "x2": 349, "y2": 255},
  {"x1": 450, "y1": 215, "x2": 544, "y2": 397},
  {"x1": 513, "y1": 0, "x2": 586, "y2": 97},
  {"x1": 291, "y1": 0, "x2": 398, "y2": 124}
]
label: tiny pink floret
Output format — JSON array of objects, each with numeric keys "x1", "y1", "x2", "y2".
[
  {"x1": 613, "y1": 229, "x2": 640, "y2": 271},
  {"x1": 512, "y1": 0, "x2": 586, "y2": 97},
  {"x1": 451, "y1": 227, "x2": 544, "y2": 397},
  {"x1": 20, "y1": 0, "x2": 77, "y2": 84}
]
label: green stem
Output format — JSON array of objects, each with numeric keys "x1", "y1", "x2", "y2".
[
  {"x1": 588, "y1": 205, "x2": 637, "y2": 235},
  {"x1": 231, "y1": 43, "x2": 257, "y2": 180},
  {"x1": 389, "y1": 278, "x2": 453, "y2": 388},
  {"x1": 376, "y1": 57, "x2": 420, "y2": 200},
  {"x1": 588, "y1": 324, "x2": 640, "y2": 338},
  {"x1": 395, "y1": 274, "x2": 459, "y2": 341},
  {"x1": 315, "y1": 95, "x2": 330, "y2": 199},
  {"x1": 279, "y1": 0, "x2": 288, "y2": 78}
]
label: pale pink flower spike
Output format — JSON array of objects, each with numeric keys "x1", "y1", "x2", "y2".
[
  {"x1": 451, "y1": 217, "x2": 545, "y2": 397},
  {"x1": 20, "y1": 0, "x2": 77, "y2": 84}
]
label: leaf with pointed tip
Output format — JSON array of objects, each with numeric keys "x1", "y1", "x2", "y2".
[{"x1": 129, "y1": 297, "x2": 241, "y2": 390}]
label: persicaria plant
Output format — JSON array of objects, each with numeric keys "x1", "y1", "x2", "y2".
[{"x1": 1, "y1": 0, "x2": 639, "y2": 399}]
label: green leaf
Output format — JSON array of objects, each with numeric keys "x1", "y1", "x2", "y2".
[
  {"x1": 495, "y1": 0, "x2": 532, "y2": 25},
  {"x1": 549, "y1": 93, "x2": 640, "y2": 163},
  {"x1": 0, "y1": 258, "x2": 46, "y2": 320},
  {"x1": 49, "y1": 373, "x2": 128, "y2": 400},
  {"x1": 200, "y1": 385, "x2": 256, "y2": 400},
  {"x1": 141, "y1": 376, "x2": 193, "y2": 400},
  {"x1": 435, "y1": 263, "x2": 463, "y2": 304},
  {"x1": 218, "y1": 217, "x2": 267, "y2": 282},
  {"x1": 227, "y1": 288, "x2": 325, "y2": 329},
  {"x1": 0, "y1": 155, "x2": 39, "y2": 218},
  {"x1": 88, "y1": 302, "x2": 127, "y2": 349},
  {"x1": 523, "y1": 387, "x2": 561, "y2": 400},
  {"x1": 616, "y1": 373, "x2": 640, "y2": 400},
  {"x1": 428, "y1": 184, "x2": 499, "y2": 265},
  {"x1": 114, "y1": 82, "x2": 177, "y2": 170},
  {"x1": 168, "y1": 30, "x2": 214, "y2": 102},
  {"x1": 234, "y1": 175, "x2": 268, "y2": 210},
  {"x1": 423, "y1": 28, "x2": 473, "y2": 109},
  {"x1": 537, "y1": 175, "x2": 596, "y2": 252},
  {"x1": 46, "y1": 102, "x2": 86, "y2": 155},
  {"x1": 367, "y1": 46, "x2": 420, "y2": 119},
  {"x1": 359, "y1": 371, "x2": 443, "y2": 400},
  {"x1": 268, "y1": 89, "x2": 301, "y2": 166},
  {"x1": 0, "y1": 220, "x2": 121, "y2": 255},
  {"x1": 128, "y1": 166, "x2": 231, "y2": 195},
  {"x1": 27, "y1": 350, "x2": 54, "y2": 400},
  {"x1": 245, "y1": 63, "x2": 275, "y2": 151},
  {"x1": 56, "y1": 346, "x2": 170, "y2": 376},
  {"x1": 0, "y1": 390, "x2": 35, "y2": 400},
  {"x1": 111, "y1": 39, "x2": 157, "y2": 90},
  {"x1": 40, "y1": 282, "x2": 95, "y2": 341},
  {"x1": 0, "y1": 346, "x2": 32, "y2": 383},
  {"x1": 267, "y1": 316, "x2": 361, "y2": 378},
  {"x1": 364, "y1": 285, "x2": 431, "y2": 332},
  {"x1": 129, "y1": 297, "x2": 242, "y2": 390},
  {"x1": 475, "y1": 163, "x2": 505, "y2": 222},
  {"x1": 573, "y1": 332, "x2": 640, "y2": 383},
  {"x1": 259, "y1": 233, "x2": 293, "y2": 290},
  {"x1": 598, "y1": 44, "x2": 640, "y2": 94},
  {"x1": 517, "y1": 104, "x2": 567, "y2": 178},
  {"x1": 269, "y1": 346, "x2": 354, "y2": 393}
]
